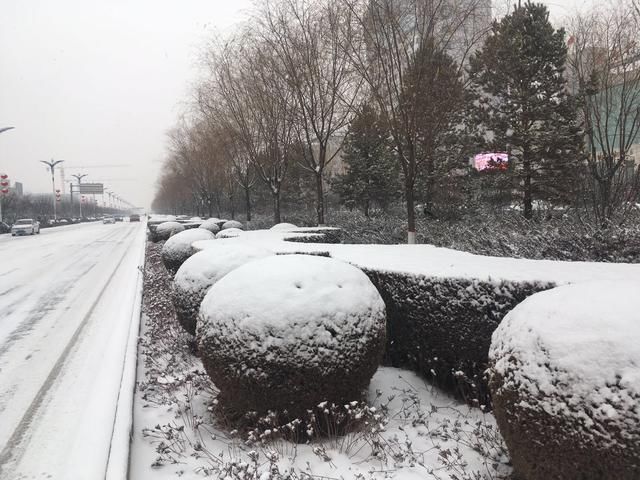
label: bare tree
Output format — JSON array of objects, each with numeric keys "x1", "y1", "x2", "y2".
[
  {"x1": 167, "y1": 120, "x2": 224, "y2": 217},
  {"x1": 569, "y1": 1, "x2": 640, "y2": 224},
  {"x1": 200, "y1": 34, "x2": 296, "y2": 224},
  {"x1": 343, "y1": 0, "x2": 490, "y2": 242},
  {"x1": 256, "y1": 0, "x2": 363, "y2": 225}
]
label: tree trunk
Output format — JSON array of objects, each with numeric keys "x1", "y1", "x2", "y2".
[
  {"x1": 245, "y1": 186, "x2": 252, "y2": 222},
  {"x1": 599, "y1": 178, "x2": 612, "y2": 227},
  {"x1": 315, "y1": 171, "x2": 325, "y2": 226},
  {"x1": 273, "y1": 191, "x2": 281, "y2": 224},
  {"x1": 523, "y1": 158, "x2": 533, "y2": 219},
  {"x1": 406, "y1": 178, "x2": 416, "y2": 244}
]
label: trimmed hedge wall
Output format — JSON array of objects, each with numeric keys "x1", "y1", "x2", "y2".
[
  {"x1": 284, "y1": 228, "x2": 343, "y2": 244},
  {"x1": 362, "y1": 268, "x2": 555, "y2": 406}
]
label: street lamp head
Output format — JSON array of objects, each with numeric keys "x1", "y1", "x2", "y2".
[
  {"x1": 0, "y1": 127, "x2": 15, "y2": 135},
  {"x1": 40, "y1": 159, "x2": 65, "y2": 169}
]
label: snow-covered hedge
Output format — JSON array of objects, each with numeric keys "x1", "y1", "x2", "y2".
[
  {"x1": 221, "y1": 220, "x2": 243, "y2": 230},
  {"x1": 182, "y1": 232, "x2": 640, "y2": 407},
  {"x1": 199, "y1": 219, "x2": 221, "y2": 234},
  {"x1": 152, "y1": 221, "x2": 185, "y2": 242},
  {"x1": 197, "y1": 254, "x2": 386, "y2": 419},
  {"x1": 172, "y1": 244, "x2": 274, "y2": 335},
  {"x1": 216, "y1": 228, "x2": 243, "y2": 239},
  {"x1": 488, "y1": 282, "x2": 640, "y2": 480},
  {"x1": 364, "y1": 268, "x2": 553, "y2": 405},
  {"x1": 161, "y1": 228, "x2": 216, "y2": 273},
  {"x1": 283, "y1": 227, "x2": 342, "y2": 244}
]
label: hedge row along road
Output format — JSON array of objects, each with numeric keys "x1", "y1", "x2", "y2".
[{"x1": 0, "y1": 221, "x2": 145, "y2": 479}]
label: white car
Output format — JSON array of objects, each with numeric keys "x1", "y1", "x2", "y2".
[
  {"x1": 103, "y1": 215, "x2": 115, "y2": 224},
  {"x1": 11, "y1": 218, "x2": 40, "y2": 236}
]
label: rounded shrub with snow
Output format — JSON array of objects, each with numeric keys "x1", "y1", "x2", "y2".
[
  {"x1": 153, "y1": 221, "x2": 185, "y2": 242},
  {"x1": 215, "y1": 228, "x2": 243, "y2": 239},
  {"x1": 161, "y1": 228, "x2": 216, "y2": 273},
  {"x1": 488, "y1": 282, "x2": 640, "y2": 480},
  {"x1": 221, "y1": 220, "x2": 243, "y2": 230},
  {"x1": 199, "y1": 218, "x2": 221, "y2": 234},
  {"x1": 172, "y1": 244, "x2": 274, "y2": 335},
  {"x1": 270, "y1": 222, "x2": 297, "y2": 231},
  {"x1": 197, "y1": 254, "x2": 387, "y2": 419}
]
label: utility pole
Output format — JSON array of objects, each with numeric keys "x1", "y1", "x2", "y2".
[
  {"x1": 71, "y1": 173, "x2": 88, "y2": 218},
  {"x1": 40, "y1": 159, "x2": 64, "y2": 221}
]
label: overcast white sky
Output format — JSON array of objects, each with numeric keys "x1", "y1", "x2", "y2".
[{"x1": 0, "y1": 0, "x2": 591, "y2": 209}]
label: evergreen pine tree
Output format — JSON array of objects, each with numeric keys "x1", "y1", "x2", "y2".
[
  {"x1": 332, "y1": 104, "x2": 400, "y2": 217},
  {"x1": 469, "y1": 1, "x2": 583, "y2": 219}
]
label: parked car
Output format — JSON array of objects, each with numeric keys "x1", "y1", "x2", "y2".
[
  {"x1": 129, "y1": 214, "x2": 140, "y2": 222},
  {"x1": 115, "y1": 216, "x2": 124, "y2": 222},
  {"x1": 0, "y1": 222, "x2": 10, "y2": 234},
  {"x1": 11, "y1": 218, "x2": 40, "y2": 236},
  {"x1": 103, "y1": 215, "x2": 115, "y2": 224}
]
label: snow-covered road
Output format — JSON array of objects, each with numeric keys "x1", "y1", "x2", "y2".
[{"x1": 0, "y1": 221, "x2": 146, "y2": 479}]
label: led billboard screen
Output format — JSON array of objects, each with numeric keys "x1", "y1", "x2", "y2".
[{"x1": 473, "y1": 152, "x2": 509, "y2": 171}]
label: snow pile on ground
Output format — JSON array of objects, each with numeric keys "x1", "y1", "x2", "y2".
[
  {"x1": 197, "y1": 254, "x2": 387, "y2": 419},
  {"x1": 160, "y1": 228, "x2": 216, "y2": 272},
  {"x1": 172, "y1": 244, "x2": 274, "y2": 335},
  {"x1": 221, "y1": 220, "x2": 243, "y2": 230},
  {"x1": 215, "y1": 227, "x2": 243, "y2": 239},
  {"x1": 153, "y1": 221, "x2": 184, "y2": 242},
  {"x1": 198, "y1": 218, "x2": 221, "y2": 234},
  {"x1": 489, "y1": 281, "x2": 640, "y2": 480}
]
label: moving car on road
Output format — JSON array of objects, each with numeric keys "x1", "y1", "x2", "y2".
[
  {"x1": 103, "y1": 215, "x2": 116, "y2": 224},
  {"x1": 129, "y1": 214, "x2": 140, "y2": 222},
  {"x1": 11, "y1": 219, "x2": 40, "y2": 236}
]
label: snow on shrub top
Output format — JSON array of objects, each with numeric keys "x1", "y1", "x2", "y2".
[
  {"x1": 216, "y1": 228, "x2": 243, "y2": 239},
  {"x1": 162, "y1": 228, "x2": 216, "y2": 260},
  {"x1": 199, "y1": 219, "x2": 221, "y2": 233},
  {"x1": 174, "y1": 244, "x2": 274, "y2": 294},
  {"x1": 155, "y1": 221, "x2": 185, "y2": 235},
  {"x1": 490, "y1": 281, "x2": 640, "y2": 425},
  {"x1": 270, "y1": 222, "x2": 298, "y2": 230},
  {"x1": 221, "y1": 220, "x2": 243, "y2": 230},
  {"x1": 198, "y1": 254, "x2": 386, "y2": 357}
]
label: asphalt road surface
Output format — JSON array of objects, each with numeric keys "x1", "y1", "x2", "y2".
[{"x1": 0, "y1": 221, "x2": 145, "y2": 479}]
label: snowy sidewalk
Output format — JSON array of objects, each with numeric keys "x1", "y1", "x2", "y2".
[{"x1": 0, "y1": 222, "x2": 146, "y2": 480}]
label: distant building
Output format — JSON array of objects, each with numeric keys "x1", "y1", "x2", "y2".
[{"x1": 11, "y1": 181, "x2": 23, "y2": 196}]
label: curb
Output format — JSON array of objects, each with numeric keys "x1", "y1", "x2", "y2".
[{"x1": 105, "y1": 224, "x2": 147, "y2": 480}]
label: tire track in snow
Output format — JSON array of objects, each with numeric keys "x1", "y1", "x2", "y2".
[{"x1": 0, "y1": 226, "x2": 130, "y2": 351}]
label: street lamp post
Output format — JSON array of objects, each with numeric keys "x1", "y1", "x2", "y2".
[
  {"x1": 40, "y1": 159, "x2": 64, "y2": 221},
  {"x1": 71, "y1": 173, "x2": 88, "y2": 218},
  {"x1": 0, "y1": 127, "x2": 15, "y2": 223}
]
